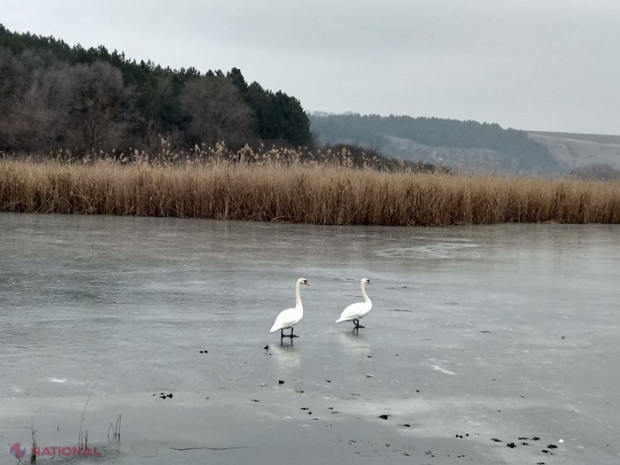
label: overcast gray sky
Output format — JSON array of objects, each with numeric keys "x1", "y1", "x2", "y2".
[{"x1": 3, "y1": 0, "x2": 619, "y2": 134}]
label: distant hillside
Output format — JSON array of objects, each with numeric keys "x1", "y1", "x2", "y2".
[
  {"x1": 309, "y1": 113, "x2": 561, "y2": 175},
  {"x1": 527, "y1": 131, "x2": 620, "y2": 175}
]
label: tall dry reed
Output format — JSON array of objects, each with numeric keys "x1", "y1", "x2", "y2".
[{"x1": 1, "y1": 145, "x2": 620, "y2": 226}]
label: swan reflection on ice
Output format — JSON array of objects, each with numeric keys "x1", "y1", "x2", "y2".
[
  {"x1": 269, "y1": 342, "x2": 303, "y2": 390},
  {"x1": 339, "y1": 331, "x2": 371, "y2": 371}
]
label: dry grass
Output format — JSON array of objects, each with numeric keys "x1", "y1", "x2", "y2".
[{"x1": 2, "y1": 144, "x2": 620, "y2": 226}]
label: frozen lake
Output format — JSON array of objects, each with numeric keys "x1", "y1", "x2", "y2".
[{"x1": 1, "y1": 213, "x2": 619, "y2": 464}]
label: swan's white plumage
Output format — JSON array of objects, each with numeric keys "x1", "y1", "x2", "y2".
[
  {"x1": 270, "y1": 278, "x2": 308, "y2": 332},
  {"x1": 336, "y1": 278, "x2": 372, "y2": 323},
  {"x1": 270, "y1": 308, "x2": 302, "y2": 332}
]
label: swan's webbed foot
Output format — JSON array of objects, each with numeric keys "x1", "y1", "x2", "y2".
[{"x1": 290, "y1": 328, "x2": 299, "y2": 338}]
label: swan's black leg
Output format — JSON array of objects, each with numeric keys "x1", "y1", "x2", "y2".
[
  {"x1": 290, "y1": 327, "x2": 299, "y2": 338},
  {"x1": 280, "y1": 329, "x2": 284, "y2": 340}
]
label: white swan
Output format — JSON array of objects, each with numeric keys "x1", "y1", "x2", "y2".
[
  {"x1": 270, "y1": 278, "x2": 309, "y2": 339},
  {"x1": 336, "y1": 278, "x2": 372, "y2": 330}
]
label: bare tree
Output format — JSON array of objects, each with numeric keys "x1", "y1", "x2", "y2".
[
  {"x1": 64, "y1": 61, "x2": 137, "y2": 153},
  {"x1": 1, "y1": 79, "x2": 57, "y2": 151},
  {"x1": 0, "y1": 52, "x2": 62, "y2": 152},
  {"x1": 179, "y1": 76, "x2": 254, "y2": 149},
  {"x1": 0, "y1": 56, "x2": 138, "y2": 154}
]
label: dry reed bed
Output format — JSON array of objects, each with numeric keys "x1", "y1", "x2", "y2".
[{"x1": 1, "y1": 157, "x2": 620, "y2": 225}]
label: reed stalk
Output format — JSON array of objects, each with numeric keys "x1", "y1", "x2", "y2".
[{"x1": 2, "y1": 146, "x2": 619, "y2": 226}]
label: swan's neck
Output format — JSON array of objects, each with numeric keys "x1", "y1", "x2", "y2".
[
  {"x1": 361, "y1": 282, "x2": 370, "y2": 303},
  {"x1": 295, "y1": 281, "x2": 303, "y2": 309}
]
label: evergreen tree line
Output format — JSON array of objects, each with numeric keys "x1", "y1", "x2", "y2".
[
  {"x1": 309, "y1": 113, "x2": 560, "y2": 172},
  {"x1": 0, "y1": 24, "x2": 312, "y2": 155}
]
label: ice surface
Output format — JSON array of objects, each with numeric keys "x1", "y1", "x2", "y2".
[{"x1": 1, "y1": 213, "x2": 619, "y2": 464}]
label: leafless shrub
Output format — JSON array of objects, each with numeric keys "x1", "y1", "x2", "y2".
[{"x1": 571, "y1": 163, "x2": 620, "y2": 181}]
